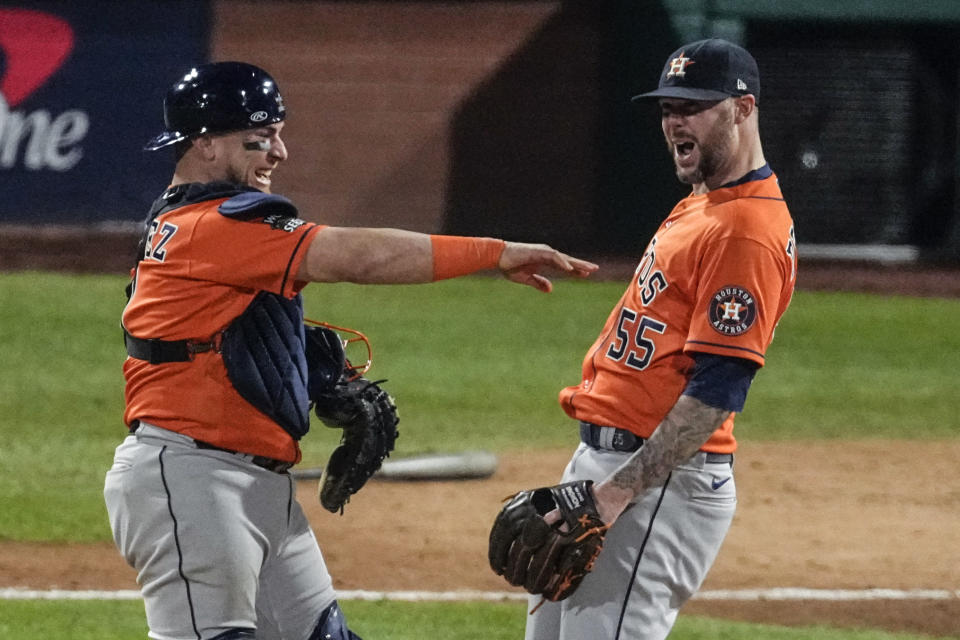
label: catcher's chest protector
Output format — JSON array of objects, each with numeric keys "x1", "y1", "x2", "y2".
[
  {"x1": 127, "y1": 183, "x2": 312, "y2": 440},
  {"x1": 221, "y1": 291, "x2": 312, "y2": 439}
]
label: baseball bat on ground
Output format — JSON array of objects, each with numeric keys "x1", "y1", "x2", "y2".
[{"x1": 292, "y1": 450, "x2": 499, "y2": 481}]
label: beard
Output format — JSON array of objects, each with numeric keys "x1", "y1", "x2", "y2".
[{"x1": 671, "y1": 108, "x2": 735, "y2": 186}]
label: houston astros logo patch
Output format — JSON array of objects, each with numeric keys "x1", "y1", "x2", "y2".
[{"x1": 709, "y1": 286, "x2": 757, "y2": 335}]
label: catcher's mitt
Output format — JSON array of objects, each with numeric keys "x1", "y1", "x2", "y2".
[
  {"x1": 488, "y1": 479, "x2": 608, "y2": 604},
  {"x1": 304, "y1": 324, "x2": 346, "y2": 399},
  {"x1": 313, "y1": 375, "x2": 399, "y2": 513}
]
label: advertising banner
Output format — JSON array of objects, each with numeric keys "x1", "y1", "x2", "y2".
[{"x1": 0, "y1": 1, "x2": 209, "y2": 223}]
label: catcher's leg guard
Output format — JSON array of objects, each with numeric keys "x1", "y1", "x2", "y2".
[
  {"x1": 307, "y1": 600, "x2": 362, "y2": 640},
  {"x1": 209, "y1": 630, "x2": 256, "y2": 639}
]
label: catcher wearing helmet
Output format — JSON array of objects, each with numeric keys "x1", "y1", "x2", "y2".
[{"x1": 103, "y1": 61, "x2": 597, "y2": 640}]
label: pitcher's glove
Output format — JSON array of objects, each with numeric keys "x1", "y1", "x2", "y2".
[
  {"x1": 488, "y1": 480, "x2": 608, "y2": 604},
  {"x1": 313, "y1": 376, "x2": 399, "y2": 514}
]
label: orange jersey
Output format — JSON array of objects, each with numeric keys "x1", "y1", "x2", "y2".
[
  {"x1": 122, "y1": 189, "x2": 323, "y2": 462},
  {"x1": 559, "y1": 170, "x2": 796, "y2": 453}
]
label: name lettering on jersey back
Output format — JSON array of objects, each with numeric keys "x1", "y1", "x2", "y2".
[{"x1": 143, "y1": 220, "x2": 178, "y2": 262}]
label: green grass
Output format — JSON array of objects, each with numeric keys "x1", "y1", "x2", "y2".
[
  {"x1": 2, "y1": 270, "x2": 957, "y2": 638},
  {"x1": 0, "y1": 273, "x2": 128, "y2": 542},
  {"x1": 0, "y1": 599, "x2": 951, "y2": 640},
  {"x1": 306, "y1": 281, "x2": 960, "y2": 451},
  {"x1": 742, "y1": 291, "x2": 960, "y2": 439},
  {"x1": 1, "y1": 272, "x2": 959, "y2": 542},
  {"x1": 345, "y1": 602, "x2": 958, "y2": 640}
]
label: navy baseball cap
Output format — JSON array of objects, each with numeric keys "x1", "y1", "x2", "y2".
[{"x1": 632, "y1": 38, "x2": 760, "y2": 104}]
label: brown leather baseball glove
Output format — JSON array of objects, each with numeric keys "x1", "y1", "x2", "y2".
[{"x1": 488, "y1": 479, "x2": 608, "y2": 603}]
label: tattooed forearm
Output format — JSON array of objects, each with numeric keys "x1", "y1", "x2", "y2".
[{"x1": 608, "y1": 395, "x2": 729, "y2": 496}]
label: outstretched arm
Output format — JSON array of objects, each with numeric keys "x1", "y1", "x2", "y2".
[
  {"x1": 497, "y1": 240, "x2": 598, "y2": 292},
  {"x1": 296, "y1": 227, "x2": 597, "y2": 290},
  {"x1": 591, "y1": 395, "x2": 730, "y2": 524}
]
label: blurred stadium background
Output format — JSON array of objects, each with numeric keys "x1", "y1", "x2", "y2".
[{"x1": 3, "y1": 0, "x2": 960, "y2": 276}]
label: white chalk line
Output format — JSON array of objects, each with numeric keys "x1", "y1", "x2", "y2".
[{"x1": 1, "y1": 587, "x2": 958, "y2": 602}]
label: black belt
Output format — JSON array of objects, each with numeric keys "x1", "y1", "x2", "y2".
[
  {"x1": 194, "y1": 440, "x2": 293, "y2": 473},
  {"x1": 124, "y1": 330, "x2": 222, "y2": 364},
  {"x1": 579, "y1": 421, "x2": 733, "y2": 465}
]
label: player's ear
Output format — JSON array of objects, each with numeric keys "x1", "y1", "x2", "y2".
[
  {"x1": 193, "y1": 135, "x2": 217, "y2": 161},
  {"x1": 733, "y1": 95, "x2": 755, "y2": 123}
]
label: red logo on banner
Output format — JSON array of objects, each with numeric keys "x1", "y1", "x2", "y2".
[{"x1": 0, "y1": 9, "x2": 74, "y2": 107}]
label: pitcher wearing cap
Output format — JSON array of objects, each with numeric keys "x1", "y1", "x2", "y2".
[{"x1": 495, "y1": 38, "x2": 797, "y2": 639}]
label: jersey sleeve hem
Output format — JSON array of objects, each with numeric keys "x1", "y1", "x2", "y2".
[
  {"x1": 684, "y1": 340, "x2": 765, "y2": 367},
  {"x1": 281, "y1": 224, "x2": 322, "y2": 296}
]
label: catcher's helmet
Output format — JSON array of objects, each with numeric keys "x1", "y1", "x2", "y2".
[{"x1": 144, "y1": 61, "x2": 286, "y2": 151}]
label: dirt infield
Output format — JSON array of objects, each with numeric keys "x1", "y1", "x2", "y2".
[
  {"x1": 3, "y1": 230, "x2": 959, "y2": 636},
  {"x1": 2, "y1": 442, "x2": 959, "y2": 637}
]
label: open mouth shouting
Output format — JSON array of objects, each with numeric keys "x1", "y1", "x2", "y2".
[{"x1": 673, "y1": 139, "x2": 697, "y2": 167}]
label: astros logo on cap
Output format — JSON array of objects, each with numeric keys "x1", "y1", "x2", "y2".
[{"x1": 666, "y1": 52, "x2": 695, "y2": 78}]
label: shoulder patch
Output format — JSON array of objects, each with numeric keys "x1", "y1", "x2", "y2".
[
  {"x1": 709, "y1": 285, "x2": 757, "y2": 336},
  {"x1": 218, "y1": 192, "x2": 299, "y2": 221},
  {"x1": 262, "y1": 213, "x2": 308, "y2": 233}
]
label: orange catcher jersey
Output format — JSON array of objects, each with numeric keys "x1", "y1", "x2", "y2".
[
  {"x1": 122, "y1": 192, "x2": 322, "y2": 462},
  {"x1": 559, "y1": 170, "x2": 796, "y2": 453}
]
